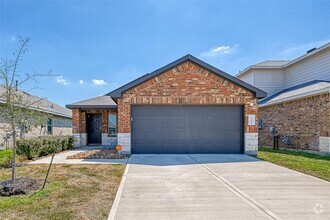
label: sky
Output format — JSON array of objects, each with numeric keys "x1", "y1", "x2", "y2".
[{"x1": 0, "y1": 0, "x2": 329, "y2": 107}]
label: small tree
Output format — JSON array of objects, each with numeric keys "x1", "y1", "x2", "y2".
[{"x1": 0, "y1": 36, "x2": 50, "y2": 182}]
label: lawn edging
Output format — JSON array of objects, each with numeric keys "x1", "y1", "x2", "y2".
[{"x1": 108, "y1": 156, "x2": 131, "y2": 220}]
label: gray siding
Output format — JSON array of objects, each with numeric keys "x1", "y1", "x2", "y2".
[
  {"x1": 253, "y1": 69, "x2": 285, "y2": 97},
  {"x1": 285, "y1": 48, "x2": 330, "y2": 88},
  {"x1": 239, "y1": 72, "x2": 254, "y2": 85}
]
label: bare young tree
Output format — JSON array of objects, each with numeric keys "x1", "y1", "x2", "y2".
[{"x1": 0, "y1": 36, "x2": 50, "y2": 182}]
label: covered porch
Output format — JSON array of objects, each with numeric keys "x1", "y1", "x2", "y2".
[{"x1": 66, "y1": 96, "x2": 118, "y2": 147}]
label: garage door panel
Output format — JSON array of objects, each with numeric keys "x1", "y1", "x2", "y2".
[{"x1": 131, "y1": 105, "x2": 243, "y2": 154}]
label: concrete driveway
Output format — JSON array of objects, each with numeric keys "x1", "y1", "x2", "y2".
[{"x1": 109, "y1": 154, "x2": 330, "y2": 220}]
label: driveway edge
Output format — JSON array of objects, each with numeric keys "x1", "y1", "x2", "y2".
[{"x1": 108, "y1": 157, "x2": 131, "y2": 220}]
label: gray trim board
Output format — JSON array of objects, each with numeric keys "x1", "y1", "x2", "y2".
[{"x1": 108, "y1": 54, "x2": 267, "y2": 99}]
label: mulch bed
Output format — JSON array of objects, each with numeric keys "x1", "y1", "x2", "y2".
[
  {"x1": 0, "y1": 176, "x2": 41, "y2": 197},
  {"x1": 67, "y1": 148, "x2": 129, "y2": 159}
]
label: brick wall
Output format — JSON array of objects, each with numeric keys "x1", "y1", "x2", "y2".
[
  {"x1": 118, "y1": 61, "x2": 259, "y2": 133},
  {"x1": 72, "y1": 109, "x2": 117, "y2": 134},
  {"x1": 259, "y1": 93, "x2": 330, "y2": 151}
]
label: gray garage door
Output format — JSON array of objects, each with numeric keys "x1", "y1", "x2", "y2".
[{"x1": 131, "y1": 105, "x2": 243, "y2": 154}]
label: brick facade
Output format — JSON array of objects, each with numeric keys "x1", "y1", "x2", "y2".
[
  {"x1": 259, "y1": 93, "x2": 330, "y2": 151},
  {"x1": 118, "y1": 61, "x2": 259, "y2": 134},
  {"x1": 72, "y1": 109, "x2": 117, "y2": 134}
]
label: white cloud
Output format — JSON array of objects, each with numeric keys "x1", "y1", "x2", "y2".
[
  {"x1": 279, "y1": 39, "x2": 330, "y2": 59},
  {"x1": 92, "y1": 79, "x2": 107, "y2": 85},
  {"x1": 201, "y1": 44, "x2": 238, "y2": 57},
  {"x1": 79, "y1": 80, "x2": 85, "y2": 85},
  {"x1": 56, "y1": 76, "x2": 70, "y2": 86}
]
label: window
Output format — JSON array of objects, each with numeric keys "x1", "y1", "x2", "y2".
[
  {"x1": 108, "y1": 113, "x2": 117, "y2": 137},
  {"x1": 47, "y1": 118, "x2": 53, "y2": 135}
]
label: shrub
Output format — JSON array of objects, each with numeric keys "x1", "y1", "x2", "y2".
[{"x1": 17, "y1": 136, "x2": 74, "y2": 160}]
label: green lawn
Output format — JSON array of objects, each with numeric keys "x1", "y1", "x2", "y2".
[
  {"x1": 0, "y1": 164, "x2": 125, "y2": 219},
  {"x1": 257, "y1": 147, "x2": 330, "y2": 181},
  {"x1": 0, "y1": 149, "x2": 26, "y2": 168},
  {"x1": 0, "y1": 149, "x2": 14, "y2": 168}
]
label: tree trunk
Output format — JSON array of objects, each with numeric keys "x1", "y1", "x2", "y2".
[{"x1": 11, "y1": 124, "x2": 17, "y2": 183}]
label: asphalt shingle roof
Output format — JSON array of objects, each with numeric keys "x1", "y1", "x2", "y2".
[
  {"x1": 259, "y1": 80, "x2": 330, "y2": 106},
  {"x1": 252, "y1": 60, "x2": 291, "y2": 67},
  {"x1": 66, "y1": 95, "x2": 117, "y2": 109},
  {"x1": 0, "y1": 86, "x2": 72, "y2": 118}
]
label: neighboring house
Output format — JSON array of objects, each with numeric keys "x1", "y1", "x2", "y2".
[
  {"x1": 0, "y1": 86, "x2": 72, "y2": 149},
  {"x1": 67, "y1": 55, "x2": 266, "y2": 155},
  {"x1": 237, "y1": 43, "x2": 330, "y2": 153}
]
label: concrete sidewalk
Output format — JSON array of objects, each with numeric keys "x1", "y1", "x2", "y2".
[
  {"x1": 29, "y1": 146, "x2": 128, "y2": 165},
  {"x1": 109, "y1": 154, "x2": 330, "y2": 220}
]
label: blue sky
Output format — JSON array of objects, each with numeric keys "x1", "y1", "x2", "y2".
[{"x1": 1, "y1": 0, "x2": 329, "y2": 107}]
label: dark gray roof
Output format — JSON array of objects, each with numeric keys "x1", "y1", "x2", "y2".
[
  {"x1": 259, "y1": 80, "x2": 330, "y2": 106},
  {"x1": 107, "y1": 54, "x2": 267, "y2": 98},
  {"x1": 253, "y1": 60, "x2": 291, "y2": 67},
  {"x1": 66, "y1": 95, "x2": 117, "y2": 109},
  {"x1": 0, "y1": 86, "x2": 72, "y2": 118}
]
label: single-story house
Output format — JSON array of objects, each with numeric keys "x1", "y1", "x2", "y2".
[
  {"x1": 237, "y1": 42, "x2": 330, "y2": 153},
  {"x1": 67, "y1": 55, "x2": 266, "y2": 155},
  {"x1": 0, "y1": 86, "x2": 72, "y2": 149}
]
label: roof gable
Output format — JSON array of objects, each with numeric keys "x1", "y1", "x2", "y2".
[{"x1": 108, "y1": 54, "x2": 267, "y2": 98}]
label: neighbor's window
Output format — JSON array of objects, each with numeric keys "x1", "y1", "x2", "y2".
[
  {"x1": 47, "y1": 118, "x2": 53, "y2": 135},
  {"x1": 108, "y1": 113, "x2": 117, "y2": 137}
]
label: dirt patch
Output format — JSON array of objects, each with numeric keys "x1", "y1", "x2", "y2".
[
  {"x1": 0, "y1": 176, "x2": 41, "y2": 197},
  {"x1": 67, "y1": 148, "x2": 129, "y2": 159}
]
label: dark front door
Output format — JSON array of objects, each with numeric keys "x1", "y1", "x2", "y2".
[
  {"x1": 87, "y1": 114, "x2": 102, "y2": 144},
  {"x1": 131, "y1": 105, "x2": 243, "y2": 154}
]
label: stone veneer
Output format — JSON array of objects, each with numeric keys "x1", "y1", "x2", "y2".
[
  {"x1": 259, "y1": 93, "x2": 330, "y2": 153},
  {"x1": 319, "y1": 137, "x2": 330, "y2": 153},
  {"x1": 244, "y1": 133, "x2": 258, "y2": 155},
  {"x1": 117, "y1": 61, "x2": 259, "y2": 154}
]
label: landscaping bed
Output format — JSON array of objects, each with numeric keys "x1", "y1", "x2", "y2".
[
  {"x1": 257, "y1": 147, "x2": 330, "y2": 181},
  {"x1": 0, "y1": 176, "x2": 40, "y2": 196},
  {"x1": 67, "y1": 148, "x2": 129, "y2": 159},
  {"x1": 0, "y1": 164, "x2": 125, "y2": 219}
]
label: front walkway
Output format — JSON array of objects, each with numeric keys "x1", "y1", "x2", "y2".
[
  {"x1": 29, "y1": 146, "x2": 128, "y2": 165},
  {"x1": 109, "y1": 154, "x2": 330, "y2": 220}
]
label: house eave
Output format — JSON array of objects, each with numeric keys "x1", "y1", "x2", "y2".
[
  {"x1": 65, "y1": 105, "x2": 118, "y2": 110},
  {"x1": 259, "y1": 89, "x2": 330, "y2": 108}
]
